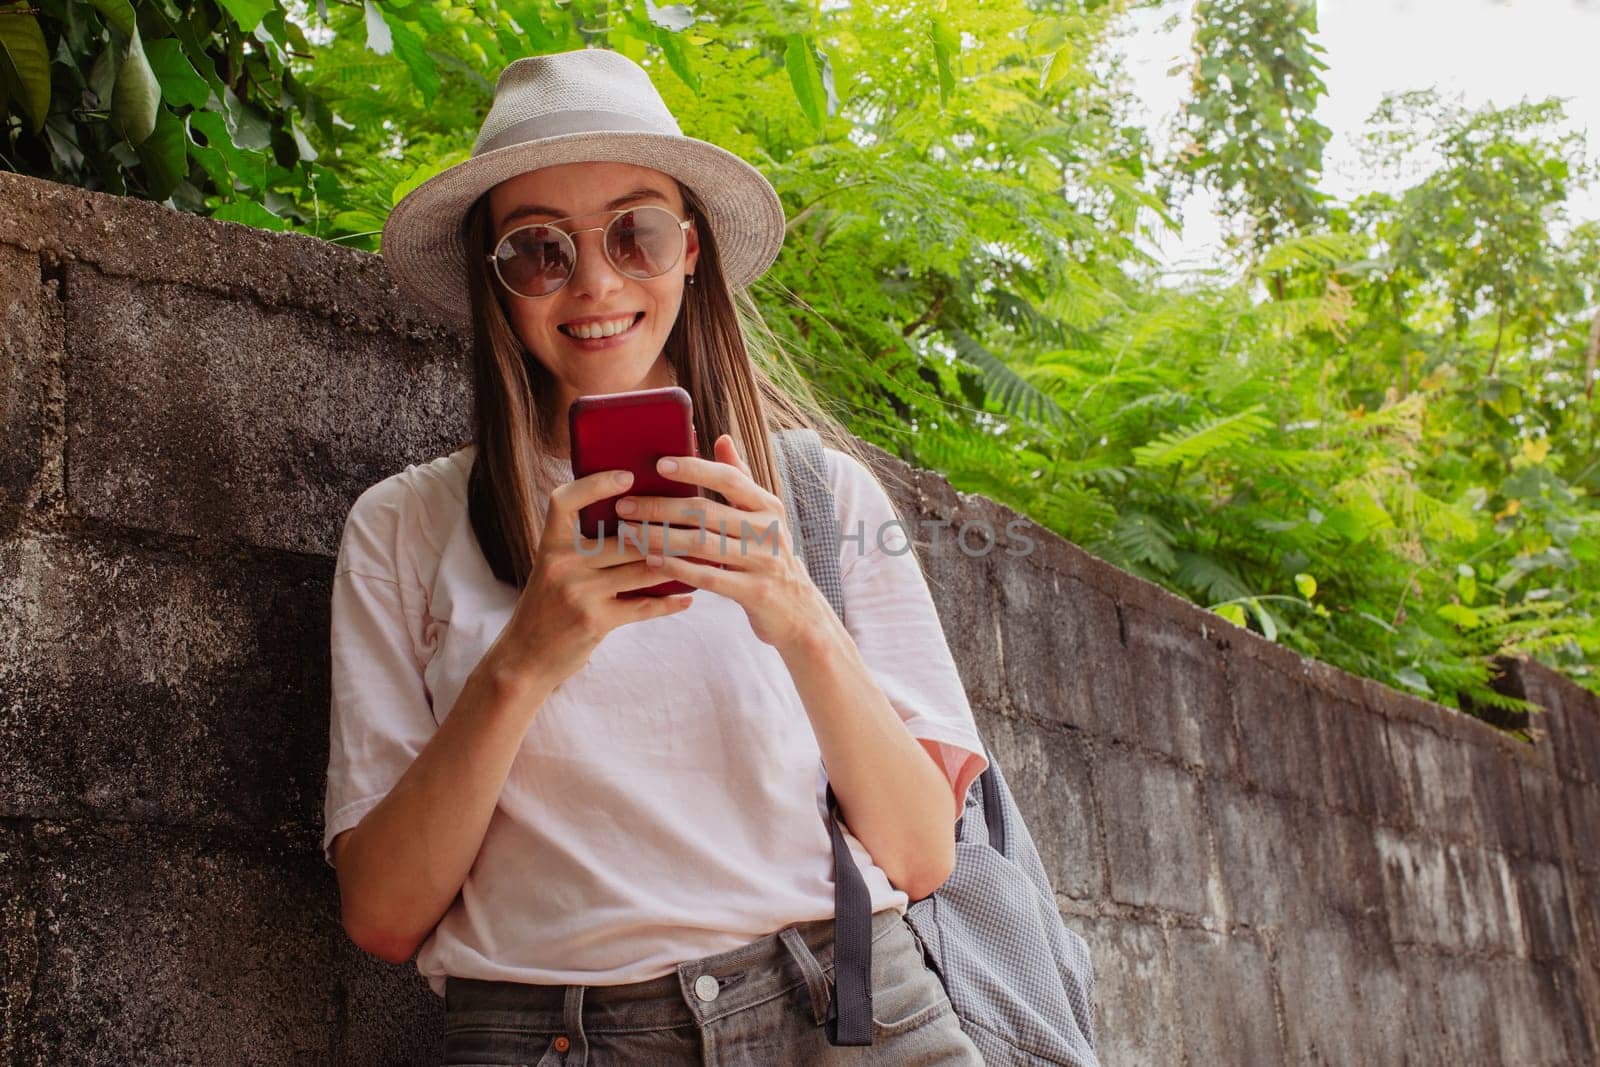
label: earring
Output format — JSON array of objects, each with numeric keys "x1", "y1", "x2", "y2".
[{"x1": 687, "y1": 273, "x2": 696, "y2": 286}]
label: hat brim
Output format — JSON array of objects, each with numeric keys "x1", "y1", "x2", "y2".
[{"x1": 380, "y1": 131, "x2": 787, "y2": 329}]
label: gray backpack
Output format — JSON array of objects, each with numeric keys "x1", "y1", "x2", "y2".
[{"x1": 773, "y1": 427, "x2": 1101, "y2": 1067}]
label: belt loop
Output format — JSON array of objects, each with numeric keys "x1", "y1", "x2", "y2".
[
  {"x1": 779, "y1": 926, "x2": 832, "y2": 1027},
  {"x1": 563, "y1": 984, "x2": 588, "y2": 1064}
]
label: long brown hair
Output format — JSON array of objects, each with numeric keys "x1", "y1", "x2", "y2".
[{"x1": 458, "y1": 175, "x2": 901, "y2": 589}]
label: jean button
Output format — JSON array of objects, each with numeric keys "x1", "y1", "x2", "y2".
[
  {"x1": 694, "y1": 974, "x2": 720, "y2": 1002},
  {"x1": 553, "y1": 1036, "x2": 570, "y2": 1052}
]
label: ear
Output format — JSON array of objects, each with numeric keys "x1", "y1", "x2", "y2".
[{"x1": 684, "y1": 214, "x2": 700, "y2": 279}]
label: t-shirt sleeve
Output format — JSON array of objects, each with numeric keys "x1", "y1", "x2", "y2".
[
  {"x1": 824, "y1": 447, "x2": 989, "y2": 820},
  {"x1": 321, "y1": 476, "x2": 439, "y2": 869}
]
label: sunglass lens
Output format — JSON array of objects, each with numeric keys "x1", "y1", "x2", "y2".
[
  {"x1": 496, "y1": 226, "x2": 571, "y2": 297},
  {"x1": 606, "y1": 207, "x2": 682, "y2": 280}
]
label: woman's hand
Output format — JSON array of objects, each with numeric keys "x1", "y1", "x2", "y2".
[
  {"x1": 613, "y1": 433, "x2": 834, "y2": 652},
  {"x1": 479, "y1": 466, "x2": 695, "y2": 694}
]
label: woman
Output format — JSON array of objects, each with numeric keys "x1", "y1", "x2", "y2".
[{"x1": 322, "y1": 47, "x2": 989, "y2": 1065}]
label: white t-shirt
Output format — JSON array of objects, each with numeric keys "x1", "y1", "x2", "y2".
[{"x1": 321, "y1": 441, "x2": 989, "y2": 997}]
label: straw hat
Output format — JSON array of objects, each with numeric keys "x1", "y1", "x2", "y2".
[{"x1": 380, "y1": 47, "x2": 787, "y2": 328}]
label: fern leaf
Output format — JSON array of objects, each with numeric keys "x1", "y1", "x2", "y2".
[
  {"x1": 1133, "y1": 404, "x2": 1274, "y2": 469},
  {"x1": 940, "y1": 323, "x2": 1067, "y2": 428},
  {"x1": 1111, "y1": 509, "x2": 1178, "y2": 572},
  {"x1": 1172, "y1": 550, "x2": 1255, "y2": 605},
  {"x1": 1255, "y1": 231, "x2": 1370, "y2": 276}
]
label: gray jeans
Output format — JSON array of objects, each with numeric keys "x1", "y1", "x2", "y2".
[{"x1": 442, "y1": 907, "x2": 982, "y2": 1065}]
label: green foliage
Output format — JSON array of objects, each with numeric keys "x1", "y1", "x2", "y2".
[
  {"x1": 1, "y1": 0, "x2": 327, "y2": 208},
  {"x1": 5, "y1": 0, "x2": 1598, "y2": 729},
  {"x1": 1180, "y1": 0, "x2": 1331, "y2": 262},
  {"x1": 1357, "y1": 89, "x2": 1595, "y2": 362}
]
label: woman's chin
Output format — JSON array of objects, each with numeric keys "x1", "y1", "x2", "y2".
[{"x1": 564, "y1": 363, "x2": 668, "y2": 396}]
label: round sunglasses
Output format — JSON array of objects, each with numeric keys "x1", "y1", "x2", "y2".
[{"x1": 486, "y1": 204, "x2": 694, "y2": 299}]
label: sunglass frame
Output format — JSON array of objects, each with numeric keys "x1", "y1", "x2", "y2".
[{"x1": 485, "y1": 204, "x2": 694, "y2": 298}]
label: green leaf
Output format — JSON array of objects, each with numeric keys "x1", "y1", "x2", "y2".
[
  {"x1": 1396, "y1": 667, "x2": 1433, "y2": 695},
  {"x1": 289, "y1": 118, "x2": 318, "y2": 164},
  {"x1": 111, "y1": 20, "x2": 161, "y2": 146},
  {"x1": 1215, "y1": 603, "x2": 1248, "y2": 628},
  {"x1": 1437, "y1": 603, "x2": 1482, "y2": 628},
  {"x1": 215, "y1": 0, "x2": 275, "y2": 34},
  {"x1": 393, "y1": 147, "x2": 470, "y2": 205},
  {"x1": 785, "y1": 33, "x2": 826, "y2": 134},
  {"x1": 1255, "y1": 231, "x2": 1369, "y2": 275},
  {"x1": 212, "y1": 198, "x2": 290, "y2": 231},
  {"x1": 40, "y1": 113, "x2": 84, "y2": 169},
  {"x1": 1177, "y1": 552, "x2": 1254, "y2": 605},
  {"x1": 1248, "y1": 597, "x2": 1279, "y2": 641},
  {"x1": 942, "y1": 324, "x2": 1067, "y2": 427},
  {"x1": 1481, "y1": 378, "x2": 1522, "y2": 417},
  {"x1": 930, "y1": 17, "x2": 957, "y2": 106},
  {"x1": 189, "y1": 107, "x2": 270, "y2": 189},
  {"x1": 87, "y1": 0, "x2": 137, "y2": 39},
  {"x1": 166, "y1": 10, "x2": 229, "y2": 100},
  {"x1": 0, "y1": 10, "x2": 51, "y2": 134},
  {"x1": 1323, "y1": 505, "x2": 1372, "y2": 543},
  {"x1": 184, "y1": 113, "x2": 232, "y2": 191},
  {"x1": 1294, "y1": 572, "x2": 1317, "y2": 598},
  {"x1": 1456, "y1": 564, "x2": 1478, "y2": 605},
  {"x1": 221, "y1": 84, "x2": 272, "y2": 150},
  {"x1": 331, "y1": 209, "x2": 386, "y2": 233},
  {"x1": 608, "y1": 24, "x2": 648, "y2": 63},
  {"x1": 655, "y1": 29, "x2": 699, "y2": 93},
  {"x1": 1112, "y1": 510, "x2": 1178, "y2": 572},
  {"x1": 1132, "y1": 404, "x2": 1273, "y2": 468},
  {"x1": 88, "y1": 43, "x2": 116, "y2": 108},
  {"x1": 136, "y1": 103, "x2": 189, "y2": 201},
  {"x1": 144, "y1": 37, "x2": 209, "y2": 109},
  {"x1": 386, "y1": 14, "x2": 438, "y2": 106},
  {"x1": 1040, "y1": 43, "x2": 1073, "y2": 91}
]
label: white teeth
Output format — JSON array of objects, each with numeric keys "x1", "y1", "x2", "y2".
[{"x1": 562, "y1": 314, "x2": 638, "y2": 339}]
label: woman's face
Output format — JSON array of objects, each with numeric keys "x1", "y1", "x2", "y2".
[{"x1": 487, "y1": 161, "x2": 700, "y2": 441}]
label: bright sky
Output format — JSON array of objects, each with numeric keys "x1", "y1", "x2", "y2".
[{"x1": 1110, "y1": 0, "x2": 1600, "y2": 274}]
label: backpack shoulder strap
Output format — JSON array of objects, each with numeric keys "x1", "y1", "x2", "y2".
[
  {"x1": 770, "y1": 426, "x2": 873, "y2": 1045},
  {"x1": 773, "y1": 428, "x2": 1004, "y2": 852},
  {"x1": 774, "y1": 429, "x2": 1072, "y2": 1055},
  {"x1": 772, "y1": 427, "x2": 846, "y2": 624}
]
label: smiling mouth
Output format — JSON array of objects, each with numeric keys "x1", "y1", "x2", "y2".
[{"x1": 558, "y1": 311, "x2": 645, "y2": 339}]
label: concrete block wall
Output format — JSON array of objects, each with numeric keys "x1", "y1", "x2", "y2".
[{"x1": 2, "y1": 170, "x2": 1596, "y2": 1064}]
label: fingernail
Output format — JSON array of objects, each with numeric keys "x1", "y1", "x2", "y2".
[
  {"x1": 615, "y1": 470, "x2": 633, "y2": 486},
  {"x1": 616, "y1": 498, "x2": 636, "y2": 515},
  {"x1": 658, "y1": 457, "x2": 678, "y2": 473}
]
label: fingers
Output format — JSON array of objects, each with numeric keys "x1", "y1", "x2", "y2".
[
  {"x1": 596, "y1": 557, "x2": 693, "y2": 597},
  {"x1": 615, "y1": 519, "x2": 787, "y2": 566},
  {"x1": 610, "y1": 498, "x2": 790, "y2": 570},
  {"x1": 614, "y1": 494, "x2": 761, "y2": 534},
  {"x1": 548, "y1": 468, "x2": 634, "y2": 526},
  {"x1": 591, "y1": 559, "x2": 696, "y2": 618},
  {"x1": 713, "y1": 432, "x2": 750, "y2": 475},
  {"x1": 655, "y1": 450, "x2": 778, "y2": 514},
  {"x1": 545, "y1": 469, "x2": 639, "y2": 561}
]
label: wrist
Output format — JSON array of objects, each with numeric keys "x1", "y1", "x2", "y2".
[
  {"x1": 474, "y1": 650, "x2": 554, "y2": 712},
  {"x1": 779, "y1": 590, "x2": 849, "y2": 666}
]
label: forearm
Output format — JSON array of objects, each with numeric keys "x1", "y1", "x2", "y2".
[
  {"x1": 336, "y1": 659, "x2": 552, "y2": 963},
  {"x1": 778, "y1": 599, "x2": 957, "y2": 901}
]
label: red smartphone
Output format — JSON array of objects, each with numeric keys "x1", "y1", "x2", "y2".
[{"x1": 568, "y1": 385, "x2": 709, "y2": 599}]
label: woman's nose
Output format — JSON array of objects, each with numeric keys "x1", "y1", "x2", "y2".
[{"x1": 566, "y1": 228, "x2": 626, "y2": 298}]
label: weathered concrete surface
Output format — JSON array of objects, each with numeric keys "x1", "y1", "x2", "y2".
[{"x1": 3, "y1": 168, "x2": 1598, "y2": 1064}]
